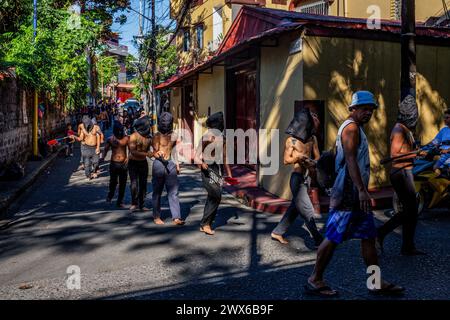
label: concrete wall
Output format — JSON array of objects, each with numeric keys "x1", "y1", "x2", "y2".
[{"x1": 259, "y1": 32, "x2": 304, "y2": 200}]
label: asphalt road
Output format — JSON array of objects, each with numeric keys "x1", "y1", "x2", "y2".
[{"x1": 0, "y1": 143, "x2": 449, "y2": 300}]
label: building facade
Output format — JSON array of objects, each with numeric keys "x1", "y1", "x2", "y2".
[{"x1": 159, "y1": 4, "x2": 450, "y2": 200}]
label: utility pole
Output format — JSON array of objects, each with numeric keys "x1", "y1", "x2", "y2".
[
  {"x1": 151, "y1": 0, "x2": 157, "y2": 131},
  {"x1": 400, "y1": 0, "x2": 418, "y2": 122},
  {"x1": 32, "y1": 0, "x2": 39, "y2": 158}
]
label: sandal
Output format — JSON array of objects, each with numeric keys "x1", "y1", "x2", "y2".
[{"x1": 304, "y1": 281, "x2": 339, "y2": 297}]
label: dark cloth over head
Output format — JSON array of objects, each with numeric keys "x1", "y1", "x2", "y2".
[
  {"x1": 398, "y1": 94, "x2": 419, "y2": 129},
  {"x1": 158, "y1": 112, "x2": 173, "y2": 134},
  {"x1": 82, "y1": 115, "x2": 94, "y2": 133},
  {"x1": 285, "y1": 108, "x2": 315, "y2": 143},
  {"x1": 133, "y1": 115, "x2": 152, "y2": 138},
  {"x1": 206, "y1": 112, "x2": 224, "y2": 132},
  {"x1": 113, "y1": 121, "x2": 125, "y2": 139}
]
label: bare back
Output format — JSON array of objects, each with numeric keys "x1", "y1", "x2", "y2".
[{"x1": 128, "y1": 132, "x2": 151, "y2": 161}]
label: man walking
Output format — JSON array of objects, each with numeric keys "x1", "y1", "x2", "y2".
[
  {"x1": 151, "y1": 112, "x2": 184, "y2": 225},
  {"x1": 305, "y1": 91, "x2": 405, "y2": 297},
  {"x1": 271, "y1": 107, "x2": 323, "y2": 247},
  {"x1": 103, "y1": 121, "x2": 129, "y2": 208},
  {"x1": 195, "y1": 112, "x2": 233, "y2": 235},
  {"x1": 72, "y1": 116, "x2": 100, "y2": 180},
  {"x1": 128, "y1": 115, "x2": 157, "y2": 212},
  {"x1": 377, "y1": 101, "x2": 425, "y2": 255}
]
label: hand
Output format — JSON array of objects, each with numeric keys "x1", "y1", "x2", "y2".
[
  {"x1": 96, "y1": 148, "x2": 100, "y2": 155},
  {"x1": 200, "y1": 163, "x2": 208, "y2": 171},
  {"x1": 124, "y1": 158, "x2": 129, "y2": 165},
  {"x1": 358, "y1": 190, "x2": 372, "y2": 213},
  {"x1": 176, "y1": 165, "x2": 180, "y2": 175},
  {"x1": 155, "y1": 150, "x2": 165, "y2": 158},
  {"x1": 418, "y1": 150, "x2": 428, "y2": 157}
]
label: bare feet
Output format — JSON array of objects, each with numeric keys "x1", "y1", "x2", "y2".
[
  {"x1": 129, "y1": 205, "x2": 138, "y2": 213},
  {"x1": 140, "y1": 207, "x2": 150, "y2": 212},
  {"x1": 117, "y1": 204, "x2": 126, "y2": 209},
  {"x1": 91, "y1": 173, "x2": 98, "y2": 179},
  {"x1": 271, "y1": 233, "x2": 289, "y2": 244},
  {"x1": 154, "y1": 217, "x2": 165, "y2": 225},
  {"x1": 200, "y1": 225, "x2": 215, "y2": 235},
  {"x1": 173, "y1": 218, "x2": 185, "y2": 225}
]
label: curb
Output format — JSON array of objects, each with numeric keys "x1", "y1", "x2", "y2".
[{"x1": 0, "y1": 147, "x2": 64, "y2": 218}]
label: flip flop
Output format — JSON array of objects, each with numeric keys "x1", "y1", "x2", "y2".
[
  {"x1": 368, "y1": 283, "x2": 405, "y2": 296},
  {"x1": 304, "y1": 282, "x2": 339, "y2": 297}
]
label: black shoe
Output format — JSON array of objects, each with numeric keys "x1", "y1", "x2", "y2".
[{"x1": 401, "y1": 248, "x2": 426, "y2": 256}]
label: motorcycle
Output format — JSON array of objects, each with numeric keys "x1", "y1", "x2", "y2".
[{"x1": 390, "y1": 142, "x2": 450, "y2": 215}]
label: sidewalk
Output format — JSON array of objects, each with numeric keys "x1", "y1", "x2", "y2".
[
  {"x1": 0, "y1": 147, "x2": 64, "y2": 218},
  {"x1": 224, "y1": 165, "x2": 394, "y2": 214}
]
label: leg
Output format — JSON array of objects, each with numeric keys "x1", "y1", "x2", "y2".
[
  {"x1": 138, "y1": 160, "x2": 149, "y2": 210},
  {"x1": 117, "y1": 164, "x2": 127, "y2": 206},
  {"x1": 83, "y1": 148, "x2": 93, "y2": 178},
  {"x1": 296, "y1": 183, "x2": 324, "y2": 245},
  {"x1": 200, "y1": 170, "x2": 222, "y2": 233},
  {"x1": 307, "y1": 239, "x2": 339, "y2": 296},
  {"x1": 166, "y1": 162, "x2": 182, "y2": 222},
  {"x1": 399, "y1": 170, "x2": 421, "y2": 254},
  {"x1": 108, "y1": 162, "x2": 118, "y2": 201},
  {"x1": 151, "y1": 160, "x2": 165, "y2": 222},
  {"x1": 128, "y1": 161, "x2": 139, "y2": 209},
  {"x1": 272, "y1": 173, "x2": 301, "y2": 239}
]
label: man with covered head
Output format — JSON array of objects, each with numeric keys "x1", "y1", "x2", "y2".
[
  {"x1": 195, "y1": 111, "x2": 233, "y2": 235},
  {"x1": 270, "y1": 107, "x2": 323, "y2": 247},
  {"x1": 103, "y1": 121, "x2": 129, "y2": 208},
  {"x1": 151, "y1": 112, "x2": 184, "y2": 225},
  {"x1": 127, "y1": 115, "x2": 160, "y2": 212},
  {"x1": 71, "y1": 115, "x2": 101, "y2": 180},
  {"x1": 377, "y1": 91, "x2": 425, "y2": 256}
]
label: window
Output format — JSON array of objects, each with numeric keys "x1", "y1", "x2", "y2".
[
  {"x1": 183, "y1": 29, "x2": 190, "y2": 52},
  {"x1": 295, "y1": 0, "x2": 329, "y2": 15},
  {"x1": 196, "y1": 24, "x2": 204, "y2": 49}
]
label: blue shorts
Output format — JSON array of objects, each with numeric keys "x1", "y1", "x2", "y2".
[{"x1": 325, "y1": 209, "x2": 377, "y2": 244}]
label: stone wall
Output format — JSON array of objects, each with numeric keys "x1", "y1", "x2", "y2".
[
  {"x1": 0, "y1": 72, "x2": 33, "y2": 166},
  {"x1": 0, "y1": 71, "x2": 67, "y2": 167}
]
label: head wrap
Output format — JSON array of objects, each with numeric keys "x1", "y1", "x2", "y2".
[
  {"x1": 206, "y1": 112, "x2": 224, "y2": 132},
  {"x1": 285, "y1": 108, "x2": 315, "y2": 143},
  {"x1": 82, "y1": 115, "x2": 94, "y2": 133},
  {"x1": 158, "y1": 112, "x2": 173, "y2": 134},
  {"x1": 133, "y1": 115, "x2": 152, "y2": 138},
  {"x1": 398, "y1": 94, "x2": 419, "y2": 129},
  {"x1": 113, "y1": 121, "x2": 125, "y2": 139}
]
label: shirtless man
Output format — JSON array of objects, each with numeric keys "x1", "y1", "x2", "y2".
[
  {"x1": 377, "y1": 101, "x2": 425, "y2": 255},
  {"x1": 151, "y1": 112, "x2": 184, "y2": 225},
  {"x1": 103, "y1": 121, "x2": 129, "y2": 208},
  {"x1": 72, "y1": 116, "x2": 100, "y2": 180},
  {"x1": 128, "y1": 115, "x2": 157, "y2": 212},
  {"x1": 271, "y1": 107, "x2": 323, "y2": 247},
  {"x1": 195, "y1": 112, "x2": 233, "y2": 235}
]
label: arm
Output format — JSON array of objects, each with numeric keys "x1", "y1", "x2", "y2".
[
  {"x1": 283, "y1": 138, "x2": 303, "y2": 165},
  {"x1": 194, "y1": 135, "x2": 208, "y2": 170},
  {"x1": 102, "y1": 138, "x2": 111, "y2": 160},
  {"x1": 312, "y1": 136, "x2": 320, "y2": 161},
  {"x1": 223, "y1": 141, "x2": 233, "y2": 178},
  {"x1": 152, "y1": 134, "x2": 164, "y2": 159},
  {"x1": 96, "y1": 134, "x2": 100, "y2": 154},
  {"x1": 341, "y1": 123, "x2": 371, "y2": 213}
]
